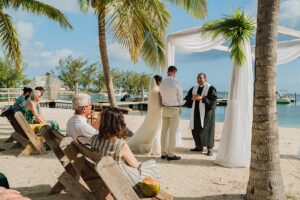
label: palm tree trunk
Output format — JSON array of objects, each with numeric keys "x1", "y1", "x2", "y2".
[
  {"x1": 98, "y1": 9, "x2": 117, "y2": 107},
  {"x1": 246, "y1": 0, "x2": 285, "y2": 199}
]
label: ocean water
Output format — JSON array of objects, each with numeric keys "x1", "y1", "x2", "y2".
[
  {"x1": 59, "y1": 92, "x2": 300, "y2": 128},
  {"x1": 1, "y1": 92, "x2": 299, "y2": 128}
]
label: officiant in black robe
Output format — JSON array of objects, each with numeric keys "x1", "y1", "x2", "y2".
[{"x1": 184, "y1": 73, "x2": 217, "y2": 156}]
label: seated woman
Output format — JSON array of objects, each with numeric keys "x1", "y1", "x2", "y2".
[
  {"x1": 91, "y1": 107, "x2": 162, "y2": 190},
  {"x1": 12, "y1": 87, "x2": 32, "y2": 114},
  {"x1": 25, "y1": 90, "x2": 59, "y2": 131}
]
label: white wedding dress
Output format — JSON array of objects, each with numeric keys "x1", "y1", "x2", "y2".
[{"x1": 128, "y1": 78, "x2": 162, "y2": 155}]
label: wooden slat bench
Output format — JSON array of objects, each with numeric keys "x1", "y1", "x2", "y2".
[
  {"x1": 40, "y1": 125, "x2": 172, "y2": 200},
  {"x1": 1, "y1": 109, "x2": 46, "y2": 156}
]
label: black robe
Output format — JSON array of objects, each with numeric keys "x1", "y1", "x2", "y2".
[{"x1": 185, "y1": 85, "x2": 217, "y2": 148}]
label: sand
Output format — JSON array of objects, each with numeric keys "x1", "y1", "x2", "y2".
[{"x1": 0, "y1": 107, "x2": 299, "y2": 200}]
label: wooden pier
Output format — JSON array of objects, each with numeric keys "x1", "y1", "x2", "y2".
[
  {"x1": 1, "y1": 99, "x2": 229, "y2": 111},
  {"x1": 38, "y1": 100, "x2": 149, "y2": 114}
]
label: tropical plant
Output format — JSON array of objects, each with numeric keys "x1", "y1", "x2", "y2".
[
  {"x1": 95, "y1": 69, "x2": 105, "y2": 92},
  {"x1": 82, "y1": 63, "x2": 97, "y2": 91},
  {"x1": 78, "y1": 0, "x2": 207, "y2": 107},
  {"x1": 133, "y1": 72, "x2": 151, "y2": 95},
  {"x1": 55, "y1": 56, "x2": 87, "y2": 90},
  {"x1": 0, "y1": 0, "x2": 72, "y2": 69},
  {"x1": 22, "y1": 78, "x2": 31, "y2": 86},
  {"x1": 110, "y1": 68, "x2": 124, "y2": 90},
  {"x1": 122, "y1": 71, "x2": 136, "y2": 94},
  {"x1": 246, "y1": 0, "x2": 285, "y2": 199},
  {"x1": 203, "y1": 9, "x2": 255, "y2": 65},
  {"x1": 0, "y1": 57, "x2": 26, "y2": 87}
]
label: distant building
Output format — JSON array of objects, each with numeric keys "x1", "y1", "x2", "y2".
[{"x1": 27, "y1": 75, "x2": 61, "y2": 100}]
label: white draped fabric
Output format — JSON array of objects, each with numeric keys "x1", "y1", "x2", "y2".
[
  {"x1": 215, "y1": 39, "x2": 300, "y2": 65},
  {"x1": 215, "y1": 42, "x2": 253, "y2": 167},
  {"x1": 167, "y1": 25, "x2": 300, "y2": 168},
  {"x1": 275, "y1": 39, "x2": 300, "y2": 65},
  {"x1": 167, "y1": 26, "x2": 253, "y2": 168}
]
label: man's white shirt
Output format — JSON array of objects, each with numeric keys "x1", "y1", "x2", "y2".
[
  {"x1": 66, "y1": 114, "x2": 98, "y2": 144},
  {"x1": 160, "y1": 76, "x2": 184, "y2": 106}
]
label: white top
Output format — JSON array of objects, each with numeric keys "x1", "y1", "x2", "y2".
[
  {"x1": 66, "y1": 114, "x2": 98, "y2": 145},
  {"x1": 159, "y1": 76, "x2": 184, "y2": 106}
]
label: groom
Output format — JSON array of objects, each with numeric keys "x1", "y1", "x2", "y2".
[
  {"x1": 186, "y1": 73, "x2": 217, "y2": 156},
  {"x1": 159, "y1": 66, "x2": 183, "y2": 161}
]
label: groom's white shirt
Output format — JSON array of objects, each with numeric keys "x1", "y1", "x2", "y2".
[{"x1": 160, "y1": 76, "x2": 184, "y2": 106}]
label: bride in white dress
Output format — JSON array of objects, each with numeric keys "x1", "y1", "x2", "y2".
[{"x1": 128, "y1": 75, "x2": 163, "y2": 155}]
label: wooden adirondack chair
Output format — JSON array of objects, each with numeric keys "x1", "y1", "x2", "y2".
[
  {"x1": 40, "y1": 125, "x2": 172, "y2": 200},
  {"x1": 1, "y1": 108, "x2": 24, "y2": 143},
  {"x1": 96, "y1": 157, "x2": 173, "y2": 200},
  {"x1": 1, "y1": 109, "x2": 45, "y2": 156},
  {"x1": 41, "y1": 125, "x2": 115, "y2": 199}
]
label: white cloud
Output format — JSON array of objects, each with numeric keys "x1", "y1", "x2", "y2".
[
  {"x1": 280, "y1": 0, "x2": 300, "y2": 28},
  {"x1": 248, "y1": 0, "x2": 300, "y2": 29},
  {"x1": 16, "y1": 21, "x2": 34, "y2": 40},
  {"x1": 42, "y1": 49, "x2": 74, "y2": 66},
  {"x1": 34, "y1": 41, "x2": 44, "y2": 50},
  {"x1": 22, "y1": 40, "x2": 82, "y2": 72}
]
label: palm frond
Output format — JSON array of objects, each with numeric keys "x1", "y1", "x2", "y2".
[
  {"x1": 8, "y1": 0, "x2": 72, "y2": 30},
  {"x1": 164, "y1": 0, "x2": 207, "y2": 19},
  {"x1": 106, "y1": 0, "x2": 169, "y2": 70},
  {"x1": 0, "y1": 9, "x2": 22, "y2": 69},
  {"x1": 203, "y1": 9, "x2": 255, "y2": 65},
  {"x1": 77, "y1": 0, "x2": 91, "y2": 13}
]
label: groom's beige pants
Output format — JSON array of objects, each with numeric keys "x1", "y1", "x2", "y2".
[{"x1": 161, "y1": 107, "x2": 180, "y2": 157}]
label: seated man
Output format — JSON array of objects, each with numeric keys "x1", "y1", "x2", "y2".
[{"x1": 67, "y1": 94, "x2": 101, "y2": 145}]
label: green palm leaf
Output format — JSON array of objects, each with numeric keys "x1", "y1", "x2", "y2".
[
  {"x1": 106, "y1": 0, "x2": 169, "y2": 70},
  {"x1": 164, "y1": 0, "x2": 207, "y2": 19},
  {"x1": 0, "y1": 0, "x2": 72, "y2": 69},
  {"x1": 7, "y1": 0, "x2": 73, "y2": 29},
  {"x1": 0, "y1": 10, "x2": 22, "y2": 69},
  {"x1": 203, "y1": 9, "x2": 255, "y2": 65},
  {"x1": 78, "y1": 0, "x2": 207, "y2": 71}
]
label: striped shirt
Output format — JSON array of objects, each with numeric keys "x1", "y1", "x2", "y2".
[{"x1": 91, "y1": 135, "x2": 162, "y2": 188}]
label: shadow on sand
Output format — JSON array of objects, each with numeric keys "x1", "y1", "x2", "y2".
[
  {"x1": 135, "y1": 155, "x2": 217, "y2": 167},
  {"x1": 280, "y1": 154, "x2": 300, "y2": 161},
  {"x1": 174, "y1": 194, "x2": 245, "y2": 200},
  {"x1": 14, "y1": 184, "x2": 74, "y2": 200},
  {"x1": 0, "y1": 138, "x2": 56, "y2": 159}
]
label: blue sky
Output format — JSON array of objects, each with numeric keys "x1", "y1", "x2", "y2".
[{"x1": 7, "y1": 0, "x2": 300, "y2": 92}]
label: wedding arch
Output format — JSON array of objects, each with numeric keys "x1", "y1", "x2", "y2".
[{"x1": 167, "y1": 23, "x2": 300, "y2": 167}]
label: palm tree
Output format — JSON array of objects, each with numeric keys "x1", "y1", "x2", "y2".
[
  {"x1": 246, "y1": 0, "x2": 285, "y2": 199},
  {"x1": 78, "y1": 0, "x2": 207, "y2": 107},
  {"x1": 0, "y1": 0, "x2": 72, "y2": 70},
  {"x1": 202, "y1": 9, "x2": 255, "y2": 65}
]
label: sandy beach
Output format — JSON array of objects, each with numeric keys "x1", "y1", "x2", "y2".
[{"x1": 0, "y1": 107, "x2": 299, "y2": 200}]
